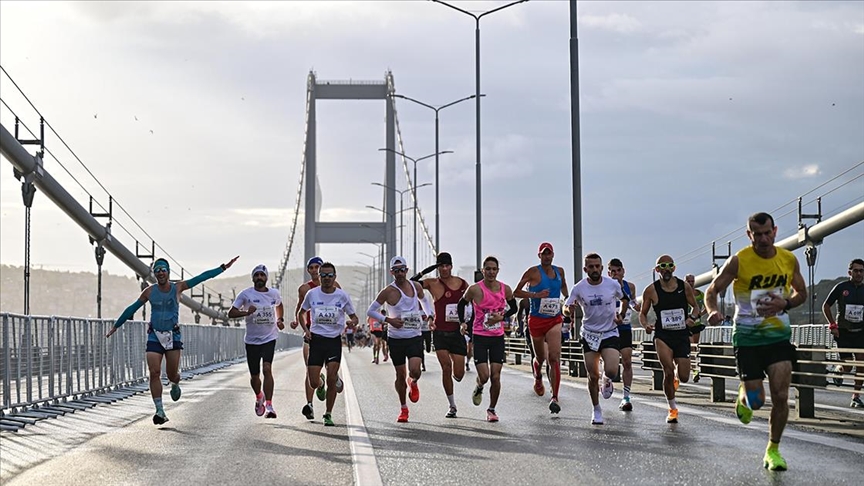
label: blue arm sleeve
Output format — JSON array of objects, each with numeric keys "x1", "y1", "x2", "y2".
[
  {"x1": 185, "y1": 266, "x2": 225, "y2": 288},
  {"x1": 115, "y1": 300, "x2": 145, "y2": 328}
]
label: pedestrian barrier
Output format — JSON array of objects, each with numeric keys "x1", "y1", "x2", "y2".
[{"x1": 0, "y1": 313, "x2": 302, "y2": 431}]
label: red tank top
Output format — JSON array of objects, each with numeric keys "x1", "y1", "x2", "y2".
[
  {"x1": 433, "y1": 278, "x2": 467, "y2": 332},
  {"x1": 307, "y1": 280, "x2": 318, "y2": 289}
]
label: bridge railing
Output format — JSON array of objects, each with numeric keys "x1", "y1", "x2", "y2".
[
  {"x1": 1, "y1": 313, "x2": 301, "y2": 413},
  {"x1": 505, "y1": 323, "x2": 863, "y2": 419}
]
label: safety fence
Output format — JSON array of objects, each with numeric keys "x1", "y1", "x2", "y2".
[
  {"x1": 504, "y1": 323, "x2": 863, "y2": 419},
  {"x1": 1, "y1": 313, "x2": 302, "y2": 414}
]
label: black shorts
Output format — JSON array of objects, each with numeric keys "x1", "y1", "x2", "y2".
[
  {"x1": 372, "y1": 330, "x2": 384, "y2": 338},
  {"x1": 735, "y1": 340, "x2": 797, "y2": 381},
  {"x1": 654, "y1": 332, "x2": 691, "y2": 359},
  {"x1": 433, "y1": 330, "x2": 468, "y2": 355},
  {"x1": 834, "y1": 328, "x2": 864, "y2": 360},
  {"x1": 245, "y1": 340, "x2": 276, "y2": 375},
  {"x1": 473, "y1": 335, "x2": 506, "y2": 365},
  {"x1": 617, "y1": 327, "x2": 633, "y2": 350},
  {"x1": 689, "y1": 323, "x2": 707, "y2": 336},
  {"x1": 308, "y1": 334, "x2": 342, "y2": 367},
  {"x1": 581, "y1": 336, "x2": 620, "y2": 354},
  {"x1": 388, "y1": 335, "x2": 424, "y2": 366}
]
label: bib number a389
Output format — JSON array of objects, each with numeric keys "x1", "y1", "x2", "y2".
[{"x1": 660, "y1": 308, "x2": 686, "y2": 331}]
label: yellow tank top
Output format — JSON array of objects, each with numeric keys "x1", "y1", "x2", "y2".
[{"x1": 732, "y1": 246, "x2": 797, "y2": 346}]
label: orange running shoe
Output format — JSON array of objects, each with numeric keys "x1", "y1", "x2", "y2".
[{"x1": 666, "y1": 408, "x2": 679, "y2": 424}]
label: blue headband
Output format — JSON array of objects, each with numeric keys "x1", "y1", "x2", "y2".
[
  {"x1": 307, "y1": 256, "x2": 324, "y2": 268},
  {"x1": 153, "y1": 259, "x2": 169, "y2": 273}
]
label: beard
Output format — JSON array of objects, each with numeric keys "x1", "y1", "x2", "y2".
[
  {"x1": 661, "y1": 272, "x2": 672, "y2": 282},
  {"x1": 254, "y1": 280, "x2": 267, "y2": 289}
]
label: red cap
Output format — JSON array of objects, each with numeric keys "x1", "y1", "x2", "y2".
[{"x1": 538, "y1": 242, "x2": 554, "y2": 254}]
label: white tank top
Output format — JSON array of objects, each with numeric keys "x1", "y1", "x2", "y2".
[{"x1": 386, "y1": 281, "x2": 423, "y2": 339}]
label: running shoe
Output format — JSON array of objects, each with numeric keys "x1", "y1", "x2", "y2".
[
  {"x1": 408, "y1": 378, "x2": 420, "y2": 403},
  {"x1": 264, "y1": 405, "x2": 277, "y2": 419},
  {"x1": 316, "y1": 373, "x2": 326, "y2": 401},
  {"x1": 472, "y1": 383, "x2": 484, "y2": 406},
  {"x1": 421, "y1": 363, "x2": 426, "y2": 372},
  {"x1": 466, "y1": 362, "x2": 471, "y2": 372},
  {"x1": 549, "y1": 397, "x2": 560, "y2": 414},
  {"x1": 445, "y1": 406, "x2": 458, "y2": 418},
  {"x1": 170, "y1": 382, "x2": 182, "y2": 402},
  {"x1": 383, "y1": 354, "x2": 389, "y2": 362},
  {"x1": 693, "y1": 370, "x2": 700, "y2": 383},
  {"x1": 532, "y1": 359, "x2": 545, "y2": 396},
  {"x1": 335, "y1": 377, "x2": 344, "y2": 394},
  {"x1": 255, "y1": 396, "x2": 266, "y2": 417},
  {"x1": 486, "y1": 409, "x2": 499, "y2": 422},
  {"x1": 301, "y1": 403, "x2": 314, "y2": 420},
  {"x1": 736, "y1": 383, "x2": 753, "y2": 425},
  {"x1": 763, "y1": 448, "x2": 788, "y2": 471},
  {"x1": 602, "y1": 377, "x2": 614, "y2": 400},
  {"x1": 153, "y1": 411, "x2": 169, "y2": 425},
  {"x1": 323, "y1": 413, "x2": 335, "y2": 427},
  {"x1": 666, "y1": 408, "x2": 678, "y2": 424},
  {"x1": 851, "y1": 396, "x2": 863, "y2": 408},
  {"x1": 831, "y1": 366, "x2": 844, "y2": 387},
  {"x1": 397, "y1": 408, "x2": 409, "y2": 423},
  {"x1": 619, "y1": 396, "x2": 633, "y2": 412},
  {"x1": 591, "y1": 409, "x2": 604, "y2": 425}
]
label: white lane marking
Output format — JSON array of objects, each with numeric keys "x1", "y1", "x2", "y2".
[
  {"x1": 342, "y1": 361, "x2": 384, "y2": 486},
  {"x1": 503, "y1": 367, "x2": 864, "y2": 455}
]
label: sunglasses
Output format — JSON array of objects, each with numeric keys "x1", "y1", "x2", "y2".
[
  {"x1": 154, "y1": 267, "x2": 168, "y2": 274},
  {"x1": 391, "y1": 267, "x2": 408, "y2": 273},
  {"x1": 320, "y1": 272, "x2": 336, "y2": 278},
  {"x1": 656, "y1": 262, "x2": 675, "y2": 269}
]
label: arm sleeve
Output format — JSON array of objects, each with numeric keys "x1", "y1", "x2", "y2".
[
  {"x1": 114, "y1": 300, "x2": 145, "y2": 329},
  {"x1": 421, "y1": 294, "x2": 434, "y2": 316},
  {"x1": 185, "y1": 266, "x2": 225, "y2": 288},
  {"x1": 457, "y1": 298, "x2": 468, "y2": 323},
  {"x1": 410, "y1": 264, "x2": 438, "y2": 282},
  {"x1": 504, "y1": 298, "x2": 518, "y2": 319},
  {"x1": 367, "y1": 301, "x2": 387, "y2": 323}
]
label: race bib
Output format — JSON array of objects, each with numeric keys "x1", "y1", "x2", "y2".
[
  {"x1": 402, "y1": 311, "x2": 423, "y2": 330},
  {"x1": 254, "y1": 306, "x2": 275, "y2": 325},
  {"x1": 582, "y1": 329, "x2": 602, "y2": 352},
  {"x1": 538, "y1": 298, "x2": 560, "y2": 316},
  {"x1": 660, "y1": 308, "x2": 686, "y2": 331},
  {"x1": 445, "y1": 303, "x2": 460, "y2": 323},
  {"x1": 750, "y1": 288, "x2": 784, "y2": 318},
  {"x1": 846, "y1": 304, "x2": 864, "y2": 323},
  {"x1": 483, "y1": 312, "x2": 502, "y2": 331},
  {"x1": 313, "y1": 306, "x2": 340, "y2": 326},
  {"x1": 420, "y1": 316, "x2": 430, "y2": 331},
  {"x1": 155, "y1": 330, "x2": 174, "y2": 351}
]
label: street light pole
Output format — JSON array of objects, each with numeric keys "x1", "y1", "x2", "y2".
[
  {"x1": 432, "y1": 0, "x2": 529, "y2": 269},
  {"x1": 378, "y1": 148, "x2": 451, "y2": 271},
  {"x1": 390, "y1": 93, "x2": 480, "y2": 252},
  {"x1": 370, "y1": 183, "x2": 417, "y2": 257}
]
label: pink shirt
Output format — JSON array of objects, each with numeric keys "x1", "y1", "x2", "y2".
[{"x1": 472, "y1": 280, "x2": 507, "y2": 337}]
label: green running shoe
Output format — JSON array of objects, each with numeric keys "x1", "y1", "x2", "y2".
[
  {"x1": 170, "y1": 382, "x2": 182, "y2": 402},
  {"x1": 736, "y1": 384, "x2": 753, "y2": 425},
  {"x1": 323, "y1": 413, "x2": 335, "y2": 427},
  {"x1": 472, "y1": 383, "x2": 483, "y2": 407},
  {"x1": 763, "y1": 448, "x2": 787, "y2": 471},
  {"x1": 316, "y1": 373, "x2": 326, "y2": 401}
]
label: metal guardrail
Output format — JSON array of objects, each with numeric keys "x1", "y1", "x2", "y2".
[
  {"x1": 504, "y1": 324, "x2": 863, "y2": 419},
  {"x1": 1, "y1": 313, "x2": 301, "y2": 414}
]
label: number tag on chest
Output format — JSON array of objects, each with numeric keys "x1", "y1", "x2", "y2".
[
  {"x1": 313, "y1": 306, "x2": 340, "y2": 326},
  {"x1": 846, "y1": 304, "x2": 864, "y2": 323},
  {"x1": 445, "y1": 304, "x2": 460, "y2": 323},
  {"x1": 660, "y1": 308, "x2": 686, "y2": 330},
  {"x1": 483, "y1": 312, "x2": 502, "y2": 330},
  {"x1": 155, "y1": 330, "x2": 174, "y2": 350},
  {"x1": 254, "y1": 306, "x2": 274, "y2": 325},
  {"x1": 538, "y1": 298, "x2": 560, "y2": 316},
  {"x1": 402, "y1": 311, "x2": 423, "y2": 330}
]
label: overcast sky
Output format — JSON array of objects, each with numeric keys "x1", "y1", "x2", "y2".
[{"x1": 1, "y1": 1, "x2": 862, "y2": 301}]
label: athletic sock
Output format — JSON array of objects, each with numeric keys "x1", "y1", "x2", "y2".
[
  {"x1": 623, "y1": 386, "x2": 631, "y2": 398},
  {"x1": 668, "y1": 399, "x2": 677, "y2": 409},
  {"x1": 265, "y1": 400, "x2": 272, "y2": 407},
  {"x1": 153, "y1": 397, "x2": 164, "y2": 413},
  {"x1": 256, "y1": 391, "x2": 264, "y2": 401},
  {"x1": 447, "y1": 394, "x2": 456, "y2": 408}
]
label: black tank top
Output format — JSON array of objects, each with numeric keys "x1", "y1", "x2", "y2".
[
  {"x1": 652, "y1": 278, "x2": 690, "y2": 334},
  {"x1": 433, "y1": 278, "x2": 467, "y2": 332}
]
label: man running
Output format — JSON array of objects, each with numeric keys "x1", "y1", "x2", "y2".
[
  {"x1": 822, "y1": 258, "x2": 864, "y2": 408},
  {"x1": 412, "y1": 252, "x2": 470, "y2": 418},
  {"x1": 291, "y1": 256, "x2": 341, "y2": 420},
  {"x1": 685, "y1": 273, "x2": 707, "y2": 382},
  {"x1": 107, "y1": 256, "x2": 238, "y2": 425},
  {"x1": 514, "y1": 242, "x2": 569, "y2": 413},
  {"x1": 299, "y1": 262, "x2": 358, "y2": 426},
  {"x1": 608, "y1": 258, "x2": 640, "y2": 411},
  {"x1": 638, "y1": 255, "x2": 701, "y2": 424},
  {"x1": 458, "y1": 256, "x2": 517, "y2": 422},
  {"x1": 369, "y1": 316, "x2": 389, "y2": 364},
  {"x1": 367, "y1": 256, "x2": 435, "y2": 423},
  {"x1": 345, "y1": 325, "x2": 355, "y2": 353},
  {"x1": 705, "y1": 212, "x2": 807, "y2": 471},
  {"x1": 565, "y1": 253, "x2": 627, "y2": 425},
  {"x1": 228, "y1": 264, "x2": 284, "y2": 418}
]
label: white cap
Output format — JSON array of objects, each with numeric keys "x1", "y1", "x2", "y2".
[
  {"x1": 389, "y1": 256, "x2": 407, "y2": 269},
  {"x1": 252, "y1": 264, "x2": 268, "y2": 279}
]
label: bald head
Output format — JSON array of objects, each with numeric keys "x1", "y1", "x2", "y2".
[{"x1": 655, "y1": 254, "x2": 675, "y2": 282}]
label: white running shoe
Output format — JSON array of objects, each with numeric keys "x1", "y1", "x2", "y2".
[
  {"x1": 591, "y1": 409, "x2": 604, "y2": 425},
  {"x1": 602, "y1": 377, "x2": 614, "y2": 399}
]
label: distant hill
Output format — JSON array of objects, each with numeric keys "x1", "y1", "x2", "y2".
[{"x1": 1, "y1": 264, "x2": 371, "y2": 323}]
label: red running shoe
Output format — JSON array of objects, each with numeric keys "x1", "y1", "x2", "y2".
[
  {"x1": 408, "y1": 378, "x2": 420, "y2": 403},
  {"x1": 397, "y1": 407, "x2": 409, "y2": 423},
  {"x1": 532, "y1": 359, "x2": 545, "y2": 396}
]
